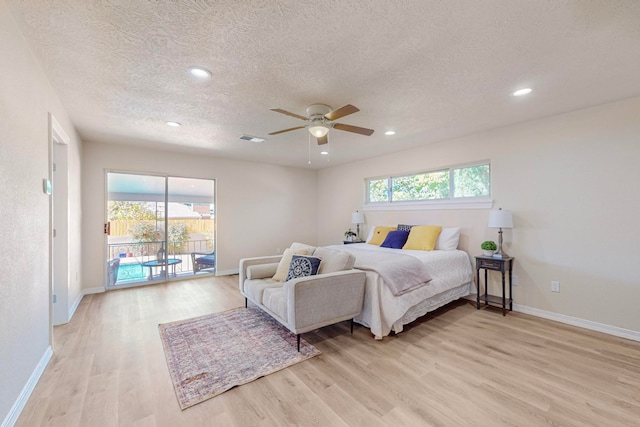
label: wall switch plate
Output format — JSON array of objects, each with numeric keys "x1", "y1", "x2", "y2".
[{"x1": 551, "y1": 281, "x2": 560, "y2": 292}]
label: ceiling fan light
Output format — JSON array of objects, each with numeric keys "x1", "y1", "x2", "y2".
[{"x1": 309, "y1": 124, "x2": 329, "y2": 138}]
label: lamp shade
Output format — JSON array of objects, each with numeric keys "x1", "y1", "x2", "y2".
[
  {"x1": 352, "y1": 211, "x2": 365, "y2": 224},
  {"x1": 488, "y1": 209, "x2": 513, "y2": 228},
  {"x1": 309, "y1": 123, "x2": 329, "y2": 138}
]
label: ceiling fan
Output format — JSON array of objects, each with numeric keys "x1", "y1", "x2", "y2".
[{"x1": 269, "y1": 104, "x2": 374, "y2": 145}]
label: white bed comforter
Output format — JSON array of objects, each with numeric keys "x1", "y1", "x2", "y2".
[
  {"x1": 338, "y1": 245, "x2": 432, "y2": 295},
  {"x1": 325, "y1": 244, "x2": 474, "y2": 339}
]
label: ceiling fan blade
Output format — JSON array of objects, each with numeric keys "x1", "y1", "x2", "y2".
[
  {"x1": 270, "y1": 108, "x2": 308, "y2": 121},
  {"x1": 333, "y1": 123, "x2": 375, "y2": 136},
  {"x1": 268, "y1": 126, "x2": 306, "y2": 135},
  {"x1": 324, "y1": 104, "x2": 359, "y2": 121},
  {"x1": 317, "y1": 135, "x2": 328, "y2": 145}
]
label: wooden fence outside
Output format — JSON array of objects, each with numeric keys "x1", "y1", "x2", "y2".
[{"x1": 109, "y1": 219, "x2": 215, "y2": 237}]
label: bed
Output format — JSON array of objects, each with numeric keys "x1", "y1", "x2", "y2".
[{"x1": 324, "y1": 242, "x2": 474, "y2": 339}]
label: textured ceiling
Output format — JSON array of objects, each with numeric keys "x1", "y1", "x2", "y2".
[{"x1": 6, "y1": 0, "x2": 640, "y2": 168}]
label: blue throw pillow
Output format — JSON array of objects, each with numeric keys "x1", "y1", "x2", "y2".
[
  {"x1": 286, "y1": 255, "x2": 322, "y2": 281},
  {"x1": 380, "y1": 230, "x2": 410, "y2": 249}
]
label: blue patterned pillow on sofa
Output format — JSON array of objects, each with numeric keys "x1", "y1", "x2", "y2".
[{"x1": 286, "y1": 255, "x2": 322, "y2": 281}]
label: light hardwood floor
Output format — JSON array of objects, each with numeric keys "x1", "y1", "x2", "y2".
[{"x1": 17, "y1": 275, "x2": 640, "y2": 426}]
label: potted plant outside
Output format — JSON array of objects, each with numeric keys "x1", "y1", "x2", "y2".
[
  {"x1": 344, "y1": 229, "x2": 357, "y2": 242},
  {"x1": 481, "y1": 240, "x2": 497, "y2": 256}
]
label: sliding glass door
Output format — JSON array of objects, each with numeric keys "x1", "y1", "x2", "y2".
[{"x1": 105, "y1": 172, "x2": 215, "y2": 288}]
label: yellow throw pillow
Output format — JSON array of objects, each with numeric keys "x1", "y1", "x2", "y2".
[
  {"x1": 368, "y1": 226, "x2": 397, "y2": 246},
  {"x1": 273, "y1": 247, "x2": 311, "y2": 281},
  {"x1": 402, "y1": 225, "x2": 443, "y2": 251}
]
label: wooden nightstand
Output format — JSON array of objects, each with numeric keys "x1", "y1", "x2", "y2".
[
  {"x1": 475, "y1": 255, "x2": 514, "y2": 316},
  {"x1": 343, "y1": 240, "x2": 363, "y2": 245}
]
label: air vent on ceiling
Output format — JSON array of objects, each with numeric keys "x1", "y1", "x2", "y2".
[{"x1": 240, "y1": 134, "x2": 266, "y2": 143}]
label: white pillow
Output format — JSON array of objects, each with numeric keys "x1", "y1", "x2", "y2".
[
  {"x1": 313, "y1": 247, "x2": 356, "y2": 274},
  {"x1": 365, "y1": 226, "x2": 377, "y2": 243},
  {"x1": 435, "y1": 227, "x2": 461, "y2": 250},
  {"x1": 290, "y1": 242, "x2": 316, "y2": 252}
]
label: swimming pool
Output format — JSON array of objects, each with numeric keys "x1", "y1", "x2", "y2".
[{"x1": 117, "y1": 263, "x2": 145, "y2": 281}]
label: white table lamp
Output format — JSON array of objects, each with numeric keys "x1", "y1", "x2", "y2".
[
  {"x1": 488, "y1": 208, "x2": 513, "y2": 258},
  {"x1": 352, "y1": 211, "x2": 365, "y2": 241}
]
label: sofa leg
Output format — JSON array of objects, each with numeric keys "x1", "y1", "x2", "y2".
[
  {"x1": 244, "y1": 298, "x2": 247, "y2": 308},
  {"x1": 350, "y1": 318, "x2": 354, "y2": 334},
  {"x1": 297, "y1": 334, "x2": 301, "y2": 352}
]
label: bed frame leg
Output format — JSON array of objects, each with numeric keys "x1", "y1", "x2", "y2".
[{"x1": 297, "y1": 334, "x2": 301, "y2": 352}]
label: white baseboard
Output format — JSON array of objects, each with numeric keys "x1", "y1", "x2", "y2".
[
  {"x1": 466, "y1": 294, "x2": 640, "y2": 342},
  {"x1": 215, "y1": 269, "x2": 239, "y2": 276},
  {"x1": 68, "y1": 293, "x2": 83, "y2": 320},
  {"x1": 83, "y1": 286, "x2": 105, "y2": 295},
  {"x1": 2, "y1": 346, "x2": 52, "y2": 427},
  {"x1": 513, "y1": 303, "x2": 640, "y2": 342}
]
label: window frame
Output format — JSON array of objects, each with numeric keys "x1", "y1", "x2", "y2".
[{"x1": 364, "y1": 161, "x2": 493, "y2": 211}]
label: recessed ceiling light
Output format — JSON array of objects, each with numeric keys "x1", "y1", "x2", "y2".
[
  {"x1": 512, "y1": 88, "x2": 532, "y2": 97},
  {"x1": 166, "y1": 121, "x2": 181, "y2": 127},
  {"x1": 320, "y1": 151, "x2": 329, "y2": 155},
  {"x1": 188, "y1": 66, "x2": 212, "y2": 79},
  {"x1": 385, "y1": 130, "x2": 396, "y2": 136}
]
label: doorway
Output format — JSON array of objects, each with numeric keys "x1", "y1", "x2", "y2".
[
  {"x1": 49, "y1": 113, "x2": 70, "y2": 329},
  {"x1": 105, "y1": 172, "x2": 215, "y2": 288}
]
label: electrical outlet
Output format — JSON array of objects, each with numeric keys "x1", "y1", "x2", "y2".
[
  {"x1": 276, "y1": 247, "x2": 281, "y2": 254},
  {"x1": 551, "y1": 281, "x2": 560, "y2": 292},
  {"x1": 512, "y1": 275, "x2": 519, "y2": 286}
]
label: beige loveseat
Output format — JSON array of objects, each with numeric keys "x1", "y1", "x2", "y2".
[{"x1": 239, "y1": 243, "x2": 366, "y2": 351}]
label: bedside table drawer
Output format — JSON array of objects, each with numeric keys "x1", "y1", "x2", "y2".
[{"x1": 477, "y1": 258, "x2": 502, "y2": 270}]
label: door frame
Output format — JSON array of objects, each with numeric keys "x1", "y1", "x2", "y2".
[
  {"x1": 104, "y1": 171, "x2": 216, "y2": 289},
  {"x1": 105, "y1": 170, "x2": 169, "y2": 289},
  {"x1": 48, "y1": 113, "x2": 70, "y2": 345}
]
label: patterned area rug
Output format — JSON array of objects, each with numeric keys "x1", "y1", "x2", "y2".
[{"x1": 158, "y1": 306, "x2": 320, "y2": 409}]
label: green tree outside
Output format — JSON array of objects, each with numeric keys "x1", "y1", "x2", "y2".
[
  {"x1": 392, "y1": 170, "x2": 449, "y2": 201},
  {"x1": 129, "y1": 222, "x2": 162, "y2": 243},
  {"x1": 368, "y1": 179, "x2": 389, "y2": 202},
  {"x1": 108, "y1": 201, "x2": 156, "y2": 221},
  {"x1": 367, "y1": 164, "x2": 490, "y2": 203},
  {"x1": 453, "y1": 165, "x2": 490, "y2": 197},
  {"x1": 168, "y1": 222, "x2": 190, "y2": 254}
]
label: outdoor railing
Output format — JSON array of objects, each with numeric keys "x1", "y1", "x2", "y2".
[{"x1": 107, "y1": 239, "x2": 214, "y2": 284}]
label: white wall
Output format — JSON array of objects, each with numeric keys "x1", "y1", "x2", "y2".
[
  {"x1": 0, "y1": 2, "x2": 82, "y2": 424},
  {"x1": 81, "y1": 141, "x2": 318, "y2": 289},
  {"x1": 318, "y1": 96, "x2": 640, "y2": 333}
]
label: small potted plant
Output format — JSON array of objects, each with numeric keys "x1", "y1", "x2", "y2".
[
  {"x1": 481, "y1": 240, "x2": 497, "y2": 256},
  {"x1": 344, "y1": 228, "x2": 357, "y2": 242}
]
